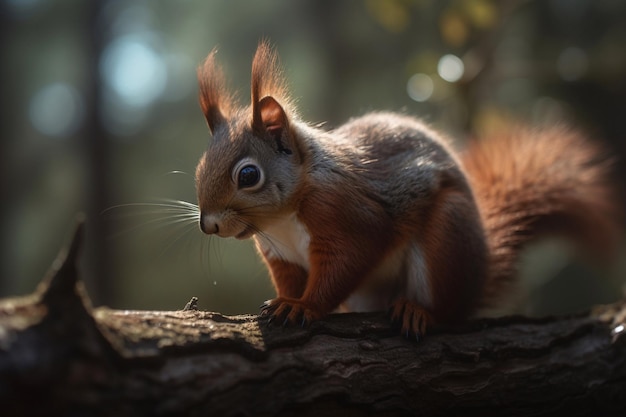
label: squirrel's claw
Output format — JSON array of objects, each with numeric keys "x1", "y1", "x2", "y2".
[
  {"x1": 259, "y1": 297, "x2": 319, "y2": 328},
  {"x1": 390, "y1": 298, "x2": 432, "y2": 342}
]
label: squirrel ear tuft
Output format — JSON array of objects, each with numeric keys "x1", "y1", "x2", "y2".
[
  {"x1": 251, "y1": 40, "x2": 292, "y2": 130},
  {"x1": 197, "y1": 48, "x2": 234, "y2": 135}
]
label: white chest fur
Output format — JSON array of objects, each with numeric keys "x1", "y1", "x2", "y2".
[{"x1": 255, "y1": 212, "x2": 311, "y2": 269}]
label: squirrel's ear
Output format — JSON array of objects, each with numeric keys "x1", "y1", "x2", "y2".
[
  {"x1": 251, "y1": 41, "x2": 286, "y2": 130},
  {"x1": 258, "y1": 96, "x2": 287, "y2": 133},
  {"x1": 256, "y1": 96, "x2": 297, "y2": 157},
  {"x1": 197, "y1": 49, "x2": 234, "y2": 135},
  {"x1": 251, "y1": 41, "x2": 299, "y2": 157}
]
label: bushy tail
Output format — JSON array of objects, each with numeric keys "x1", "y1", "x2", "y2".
[{"x1": 461, "y1": 126, "x2": 622, "y2": 306}]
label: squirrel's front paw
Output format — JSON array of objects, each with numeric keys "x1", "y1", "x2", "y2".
[
  {"x1": 389, "y1": 298, "x2": 432, "y2": 342},
  {"x1": 259, "y1": 297, "x2": 322, "y2": 327}
]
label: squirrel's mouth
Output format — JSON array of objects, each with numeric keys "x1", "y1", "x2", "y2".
[{"x1": 235, "y1": 226, "x2": 254, "y2": 240}]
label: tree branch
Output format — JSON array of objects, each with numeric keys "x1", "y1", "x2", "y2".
[{"x1": 1, "y1": 221, "x2": 625, "y2": 416}]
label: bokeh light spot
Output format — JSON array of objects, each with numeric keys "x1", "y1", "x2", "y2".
[
  {"x1": 440, "y1": 11, "x2": 468, "y2": 47},
  {"x1": 100, "y1": 36, "x2": 167, "y2": 108},
  {"x1": 366, "y1": 0, "x2": 410, "y2": 33},
  {"x1": 407, "y1": 74, "x2": 434, "y2": 102},
  {"x1": 437, "y1": 54, "x2": 465, "y2": 82},
  {"x1": 464, "y1": 0, "x2": 497, "y2": 29},
  {"x1": 29, "y1": 83, "x2": 84, "y2": 138}
]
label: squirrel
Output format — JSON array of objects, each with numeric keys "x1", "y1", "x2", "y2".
[{"x1": 194, "y1": 41, "x2": 621, "y2": 339}]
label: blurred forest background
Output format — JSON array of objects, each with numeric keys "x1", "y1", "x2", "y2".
[{"x1": 1, "y1": 0, "x2": 626, "y2": 316}]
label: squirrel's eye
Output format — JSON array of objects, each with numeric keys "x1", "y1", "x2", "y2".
[
  {"x1": 232, "y1": 158, "x2": 264, "y2": 191},
  {"x1": 238, "y1": 165, "x2": 261, "y2": 188}
]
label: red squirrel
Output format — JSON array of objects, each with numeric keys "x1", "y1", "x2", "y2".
[{"x1": 194, "y1": 41, "x2": 620, "y2": 339}]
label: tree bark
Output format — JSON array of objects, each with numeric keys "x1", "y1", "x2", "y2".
[{"x1": 1, "y1": 221, "x2": 625, "y2": 417}]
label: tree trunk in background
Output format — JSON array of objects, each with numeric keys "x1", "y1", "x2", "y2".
[{"x1": 83, "y1": 0, "x2": 112, "y2": 306}]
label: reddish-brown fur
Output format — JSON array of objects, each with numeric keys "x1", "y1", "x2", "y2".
[
  {"x1": 197, "y1": 49, "x2": 234, "y2": 132},
  {"x1": 265, "y1": 258, "x2": 308, "y2": 298},
  {"x1": 195, "y1": 41, "x2": 621, "y2": 338},
  {"x1": 251, "y1": 42, "x2": 292, "y2": 131},
  {"x1": 462, "y1": 127, "x2": 621, "y2": 306},
  {"x1": 295, "y1": 187, "x2": 396, "y2": 319},
  {"x1": 417, "y1": 189, "x2": 487, "y2": 324}
]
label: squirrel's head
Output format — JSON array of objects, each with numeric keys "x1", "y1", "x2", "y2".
[{"x1": 195, "y1": 41, "x2": 303, "y2": 239}]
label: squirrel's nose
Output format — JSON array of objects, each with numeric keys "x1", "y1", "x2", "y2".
[{"x1": 199, "y1": 213, "x2": 220, "y2": 235}]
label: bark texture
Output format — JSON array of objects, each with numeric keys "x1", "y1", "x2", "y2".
[{"x1": 1, "y1": 222, "x2": 625, "y2": 416}]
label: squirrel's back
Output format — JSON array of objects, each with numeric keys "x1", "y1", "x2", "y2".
[
  {"x1": 461, "y1": 126, "x2": 621, "y2": 307},
  {"x1": 325, "y1": 112, "x2": 468, "y2": 217}
]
